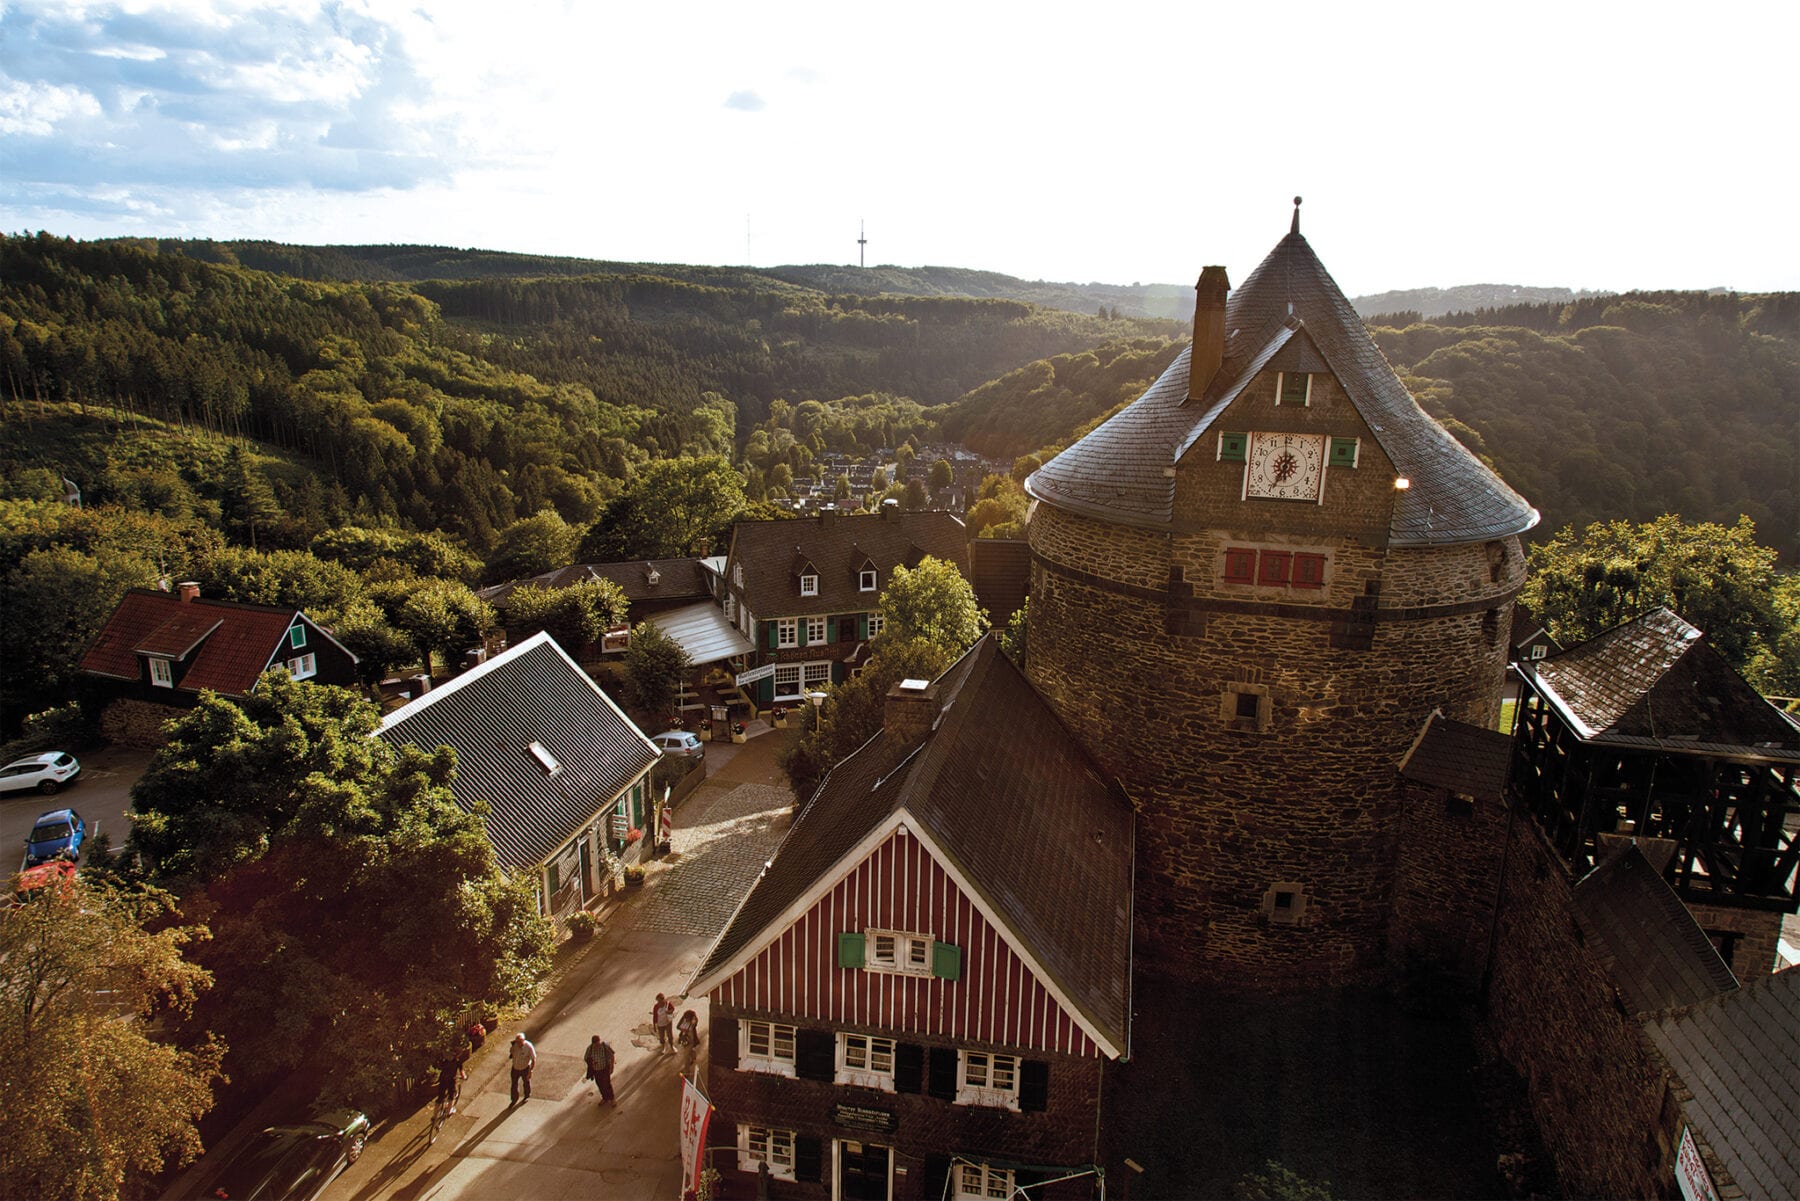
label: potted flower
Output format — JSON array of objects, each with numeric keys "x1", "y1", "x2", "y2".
[
  {"x1": 697, "y1": 718, "x2": 712, "y2": 743},
  {"x1": 771, "y1": 705, "x2": 787, "y2": 728},
  {"x1": 730, "y1": 721, "x2": 748, "y2": 745},
  {"x1": 624, "y1": 864, "x2": 646, "y2": 887},
  {"x1": 566, "y1": 910, "x2": 598, "y2": 941},
  {"x1": 626, "y1": 827, "x2": 643, "y2": 846}
]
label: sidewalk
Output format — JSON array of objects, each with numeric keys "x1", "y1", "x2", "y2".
[{"x1": 317, "y1": 727, "x2": 796, "y2": 1201}]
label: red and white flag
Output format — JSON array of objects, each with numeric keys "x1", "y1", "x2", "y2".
[{"x1": 679, "y1": 1074, "x2": 713, "y2": 1198}]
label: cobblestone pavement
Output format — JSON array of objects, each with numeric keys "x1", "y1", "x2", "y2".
[{"x1": 632, "y1": 780, "x2": 795, "y2": 938}]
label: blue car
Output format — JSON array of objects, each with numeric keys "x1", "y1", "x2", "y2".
[{"x1": 24, "y1": 808, "x2": 85, "y2": 867}]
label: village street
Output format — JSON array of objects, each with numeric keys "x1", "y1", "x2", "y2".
[{"x1": 318, "y1": 729, "x2": 796, "y2": 1201}]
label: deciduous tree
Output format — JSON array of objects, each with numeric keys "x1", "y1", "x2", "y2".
[
  {"x1": 876, "y1": 558, "x2": 989, "y2": 653},
  {"x1": 622, "y1": 620, "x2": 691, "y2": 721}
]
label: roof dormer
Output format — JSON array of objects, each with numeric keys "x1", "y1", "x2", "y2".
[
  {"x1": 791, "y1": 550, "x2": 820, "y2": 597},
  {"x1": 854, "y1": 551, "x2": 879, "y2": 593}
]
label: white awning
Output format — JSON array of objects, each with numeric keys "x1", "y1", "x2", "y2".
[{"x1": 644, "y1": 601, "x2": 755, "y2": 665}]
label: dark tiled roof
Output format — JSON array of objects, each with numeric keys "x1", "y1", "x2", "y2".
[
  {"x1": 1028, "y1": 227, "x2": 1539, "y2": 545},
  {"x1": 1509, "y1": 602, "x2": 1557, "y2": 650},
  {"x1": 375, "y1": 632, "x2": 659, "y2": 870},
  {"x1": 1646, "y1": 966, "x2": 1800, "y2": 1199},
  {"x1": 1398, "y1": 712, "x2": 1512, "y2": 801},
  {"x1": 729, "y1": 511, "x2": 969, "y2": 618},
  {"x1": 969, "y1": 538, "x2": 1031, "y2": 624},
  {"x1": 691, "y1": 638, "x2": 1134, "y2": 1053},
  {"x1": 1571, "y1": 845, "x2": 1737, "y2": 1015},
  {"x1": 479, "y1": 558, "x2": 712, "y2": 606},
  {"x1": 79, "y1": 589, "x2": 304, "y2": 696},
  {"x1": 1528, "y1": 608, "x2": 1800, "y2": 759}
]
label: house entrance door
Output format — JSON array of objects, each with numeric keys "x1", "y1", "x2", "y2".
[
  {"x1": 579, "y1": 837, "x2": 594, "y2": 898},
  {"x1": 835, "y1": 1139, "x2": 891, "y2": 1201}
]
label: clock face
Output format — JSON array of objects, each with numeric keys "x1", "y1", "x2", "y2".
[{"x1": 1246, "y1": 432, "x2": 1326, "y2": 501}]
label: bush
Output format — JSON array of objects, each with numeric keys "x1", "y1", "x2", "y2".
[{"x1": 1233, "y1": 1161, "x2": 1333, "y2": 1201}]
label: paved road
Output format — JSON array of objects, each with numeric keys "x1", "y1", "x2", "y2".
[
  {"x1": 1, "y1": 743, "x2": 152, "y2": 874},
  {"x1": 315, "y1": 729, "x2": 797, "y2": 1201}
]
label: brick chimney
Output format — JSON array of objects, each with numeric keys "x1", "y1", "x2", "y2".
[
  {"x1": 1188, "y1": 265, "x2": 1230, "y2": 401},
  {"x1": 883, "y1": 677, "x2": 940, "y2": 754},
  {"x1": 177, "y1": 581, "x2": 201, "y2": 603}
]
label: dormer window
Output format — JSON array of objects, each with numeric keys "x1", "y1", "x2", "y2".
[
  {"x1": 1277, "y1": 371, "x2": 1311, "y2": 406},
  {"x1": 646, "y1": 564, "x2": 661, "y2": 586},
  {"x1": 149, "y1": 657, "x2": 173, "y2": 688},
  {"x1": 800, "y1": 573, "x2": 818, "y2": 596},
  {"x1": 527, "y1": 741, "x2": 561, "y2": 776}
]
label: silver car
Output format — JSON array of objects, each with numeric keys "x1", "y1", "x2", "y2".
[{"x1": 651, "y1": 731, "x2": 704, "y2": 760}]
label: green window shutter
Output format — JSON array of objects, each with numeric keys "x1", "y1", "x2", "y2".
[
  {"x1": 826, "y1": 616, "x2": 837, "y2": 641},
  {"x1": 931, "y1": 940, "x2": 961, "y2": 981},
  {"x1": 859, "y1": 615, "x2": 870, "y2": 639},
  {"x1": 837, "y1": 931, "x2": 865, "y2": 969},
  {"x1": 1330, "y1": 437, "x2": 1359, "y2": 468},
  {"x1": 1219, "y1": 432, "x2": 1247, "y2": 462},
  {"x1": 766, "y1": 621, "x2": 779, "y2": 650}
]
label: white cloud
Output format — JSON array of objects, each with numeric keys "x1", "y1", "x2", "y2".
[{"x1": 0, "y1": 80, "x2": 104, "y2": 137}]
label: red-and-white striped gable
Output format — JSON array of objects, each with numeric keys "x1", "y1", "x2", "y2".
[{"x1": 711, "y1": 827, "x2": 1102, "y2": 1058}]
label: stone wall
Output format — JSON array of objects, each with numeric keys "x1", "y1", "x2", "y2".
[
  {"x1": 1685, "y1": 900, "x2": 1785, "y2": 979},
  {"x1": 1483, "y1": 820, "x2": 1681, "y2": 1199},
  {"x1": 1390, "y1": 782, "x2": 1508, "y2": 987},
  {"x1": 706, "y1": 1005, "x2": 1103, "y2": 1199},
  {"x1": 1026, "y1": 498, "x2": 1520, "y2": 988},
  {"x1": 98, "y1": 697, "x2": 183, "y2": 748}
]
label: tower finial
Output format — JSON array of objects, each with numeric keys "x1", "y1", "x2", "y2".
[{"x1": 1291, "y1": 196, "x2": 1303, "y2": 235}]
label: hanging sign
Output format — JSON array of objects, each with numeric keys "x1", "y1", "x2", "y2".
[
  {"x1": 679, "y1": 1075, "x2": 713, "y2": 1198},
  {"x1": 1674, "y1": 1126, "x2": 1718, "y2": 1201},
  {"x1": 736, "y1": 663, "x2": 777, "y2": 687}
]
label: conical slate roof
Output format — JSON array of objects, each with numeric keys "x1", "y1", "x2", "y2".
[{"x1": 1028, "y1": 226, "x2": 1539, "y2": 545}]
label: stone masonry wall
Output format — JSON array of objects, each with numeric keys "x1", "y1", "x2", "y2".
[
  {"x1": 98, "y1": 697, "x2": 183, "y2": 748},
  {"x1": 1685, "y1": 900, "x2": 1786, "y2": 979},
  {"x1": 706, "y1": 1004, "x2": 1104, "y2": 1199},
  {"x1": 1027, "y1": 498, "x2": 1521, "y2": 988},
  {"x1": 1484, "y1": 821, "x2": 1681, "y2": 1200},
  {"x1": 1390, "y1": 782, "x2": 1507, "y2": 987}
]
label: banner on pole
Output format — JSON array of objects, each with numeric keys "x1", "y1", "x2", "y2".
[{"x1": 679, "y1": 1075, "x2": 713, "y2": 1198}]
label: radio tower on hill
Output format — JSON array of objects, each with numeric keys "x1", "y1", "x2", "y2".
[{"x1": 858, "y1": 220, "x2": 867, "y2": 268}]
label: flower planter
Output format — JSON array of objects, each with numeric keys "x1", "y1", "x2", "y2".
[{"x1": 730, "y1": 732, "x2": 747, "y2": 744}]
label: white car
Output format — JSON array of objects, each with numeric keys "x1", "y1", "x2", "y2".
[
  {"x1": 0, "y1": 751, "x2": 82, "y2": 796},
  {"x1": 651, "y1": 731, "x2": 704, "y2": 760}
]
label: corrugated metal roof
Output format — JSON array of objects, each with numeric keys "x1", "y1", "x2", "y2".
[
  {"x1": 1028, "y1": 226, "x2": 1539, "y2": 546},
  {"x1": 644, "y1": 599, "x2": 755, "y2": 664},
  {"x1": 375, "y1": 632, "x2": 659, "y2": 870}
]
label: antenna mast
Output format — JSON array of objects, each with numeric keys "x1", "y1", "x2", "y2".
[{"x1": 858, "y1": 219, "x2": 867, "y2": 269}]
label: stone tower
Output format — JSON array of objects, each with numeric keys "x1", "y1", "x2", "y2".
[{"x1": 1024, "y1": 208, "x2": 1538, "y2": 988}]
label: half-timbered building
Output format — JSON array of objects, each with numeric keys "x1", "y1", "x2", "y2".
[
  {"x1": 687, "y1": 636, "x2": 1133, "y2": 1200},
  {"x1": 1511, "y1": 606, "x2": 1800, "y2": 975}
]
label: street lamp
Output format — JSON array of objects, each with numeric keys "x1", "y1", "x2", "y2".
[{"x1": 805, "y1": 690, "x2": 828, "y2": 732}]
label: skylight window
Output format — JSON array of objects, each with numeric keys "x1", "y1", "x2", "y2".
[{"x1": 527, "y1": 741, "x2": 561, "y2": 775}]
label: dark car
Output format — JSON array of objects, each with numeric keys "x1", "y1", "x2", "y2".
[
  {"x1": 24, "y1": 808, "x2": 85, "y2": 867},
  {"x1": 206, "y1": 1108, "x2": 370, "y2": 1201}
]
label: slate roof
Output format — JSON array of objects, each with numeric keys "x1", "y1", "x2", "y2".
[
  {"x1": 1397, "y1": 711, "x2": 1512, "y2": 801},
  {"x1": 375, "y1": 632, "x2": 659, "y2": 870},
  {"x1": 1645, "y1": 966, "x2": 1800, "y2": 1199},
  {"x1": 1509, "y1": 601, "x2": 1557, "y2": 651},
  {"x1": 1526, "y1": 607, "x2": 1800, "y2": 761},
  {"x1": 478, "y1": 558, "x2": 712, "y2": 606},
  {"x1": 969, "y1": 537, "x2": 1031, "y2": 624},
  {"x1": 729, "y1": 510, "x2": 969, "y2": 619},
  {"x1": 1571, "y1": 845, "x2": 1737, "y2": 1015},
  {"x1": 1027, "y1": 223, "x2": 1539, "y2": 546},
  {"x1": 79, "y1": 589, "x2": 326, "y2": 697},
  {"x1": 690, "y1": 636, "x2": 1135, "y2": 1055}
]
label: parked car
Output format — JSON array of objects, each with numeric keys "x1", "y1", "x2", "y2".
[
  {"x1": 652, "y1": 730, "x2": 704, "y2": 761},
  {"x1": 10, "y1": 860, "x2": 75, "y2": 904},
  {"x1": 24, "y1": 808, "x2": 85, "y2": 867},
  {"x1": 205, "y1": 1108, "x2": 370, "y2": 1201},
  {"x1": 0, "y1": 751, "x2": 81, "y2": 796}
]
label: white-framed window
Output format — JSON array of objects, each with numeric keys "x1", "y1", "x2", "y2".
[
  {"x1": 866, "y1": 928, "x2": 932, "y2": 976},
  {"x1": 738, "y1": 1124, "x2": 795, "y2": 1180},
  {"x1": 733, "y1": 562, "x2": 743, "y2": 586},
  {"x1": 724, "y1": 594, "x2": 736, "y2": 621},
  {"x1": 956, "y1": 1050, "x2": 1021, "y2": 1110},
  {"x1": 803, "y1": 662, "x2": 832, "y2": 692},
  {"x1": 777, "y1": 619, "x2": 798, "y2": 649},
  {"x1": 806, "y1": 616, "x2": 827, "y2": 646},
  {"x1": 1529, "y1": 644, "x2": 1549, "y2": 660},
  {"x1": 149, "y1": 657, "x2": 174, "y2": 688},
  {"x1": 859, "y1": 569, "x2": 877, "y2": 592},
  {"x1": 288, "y1": 653, "x2": 317, "y2": 681},
  {"x1": 869, "y1": 613, "x2": 885, "y2": 637},
  {"x1": 956, "y1": 1163, "x2": 1015, "y2": 1200},
  {"x1": 1277, "y1": 370, "x2": 1311, "y2": 405},
  {"x1": 800, "y1": 573, "x2": 819, "y2": 596},
  {"x1": 835, "y1": 1032, "x2": 897, "y2": 1091},
  {"x1": 740, "y1": 1020, "x2": 797, "y2": 1077},
  {"x1": 774, "y1": 665, "x2": 802, "y2": 701},
  {"x1": 289, "y1": 624, "x2": 307, "y2": 650}
]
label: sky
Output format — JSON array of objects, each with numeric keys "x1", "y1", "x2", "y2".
[{"x1": 2, "y1": 0, "x2": 1796, "y2": 296}]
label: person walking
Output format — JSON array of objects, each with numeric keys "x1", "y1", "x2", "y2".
[
  {"x1": 585, "y1": 1034, "x2": 616, "y2": 1105},
  {"x1": 676, "y1": 1008, "x2": 699, "y2": 1072},
  {"x1": 653, "y1": 993, "x2": 675, "y2": 1053},
  {"x1": 509, "y1": 1032, "x2": 537, "y2": 1105}
]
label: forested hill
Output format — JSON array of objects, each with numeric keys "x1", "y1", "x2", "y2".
[
  {"x1": 1377, "y1": 291, "x2": 1800, "y2": 559},
  {"x1": 1351, "y1": 284, "x2": 1609, "y2": 320}
]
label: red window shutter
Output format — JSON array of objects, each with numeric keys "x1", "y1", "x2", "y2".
[
  {"x1": 1258, "y1": 551, "x2": 1292, "y2": 585},
  {"x1": 1292, "y1": 553, "x2": 1326, "y2": 589},
  {"x1": 1223, "y1": 548, "x2": 1257, "y2": 583}
]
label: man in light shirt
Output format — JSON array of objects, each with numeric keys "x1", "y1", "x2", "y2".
[{"x1": 509, "y1": 1032, "x2": 537, "y2": 1105}]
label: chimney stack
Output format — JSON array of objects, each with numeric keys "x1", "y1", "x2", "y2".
[
  {"x1": 1188, "y1": 266, "x2": 1230, "y2": 401},
  {"x1": 177, "y1": 581, "x2": 200, "y2": 603},
  {"x1": 883, "y1": 677, "x2": 939, "y2": 754}
]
